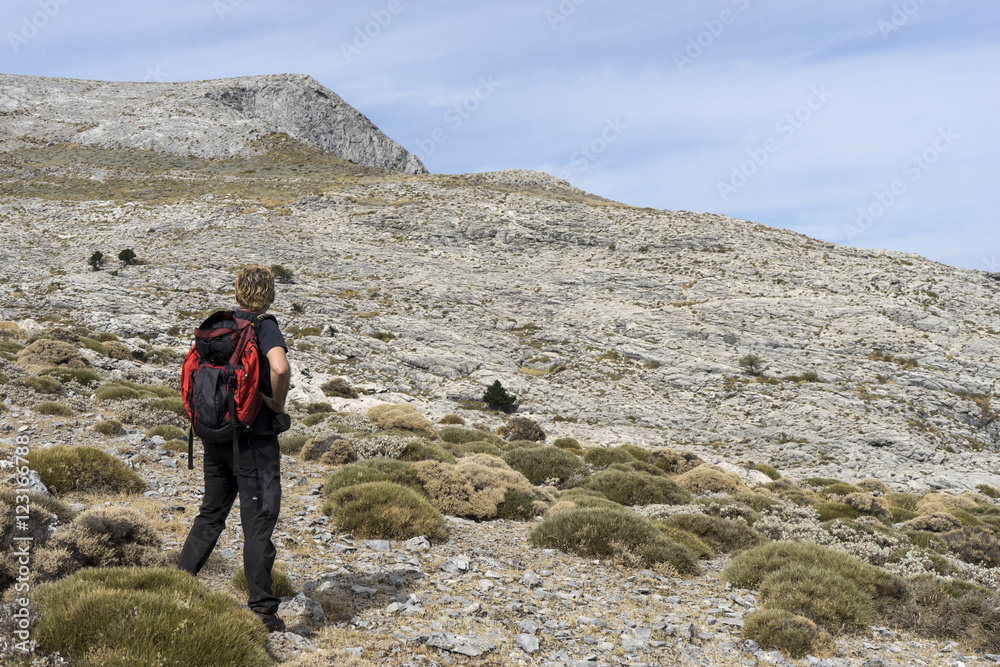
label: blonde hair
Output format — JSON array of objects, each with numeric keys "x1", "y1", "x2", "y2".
[{"x1": 235, "y1": 265, "x2": 275, "y2": 312}]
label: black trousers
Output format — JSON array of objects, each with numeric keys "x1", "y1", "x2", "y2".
[{"x1": 178, "y1": 432, "x2": 282, "y2": 616}]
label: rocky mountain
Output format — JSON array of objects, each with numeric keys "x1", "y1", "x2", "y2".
[
  {"x1": 2, "y1": 73, "x2": 1000, "y2": 666},
  {"x1": 0, "y1": 73, "x2": 426, "y2": 173}
]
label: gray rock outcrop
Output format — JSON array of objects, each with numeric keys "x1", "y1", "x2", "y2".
[{"x1": 0, "y1": 72, "x2": 426, "y2": 173}]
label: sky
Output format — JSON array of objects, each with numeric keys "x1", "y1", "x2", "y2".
[{"x1": 2, "y1": 0, "x2": 998, "y2": 271}]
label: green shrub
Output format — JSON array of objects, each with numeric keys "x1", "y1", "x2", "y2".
[
  {"x1": 323, "y1": 459, "x2": 422, "y2": 495},
  {"x1": 942, "y1": 527, "x2": 1000, "y2": 567},
  {"x1": 400, "y1": 440, "x2": 457, "y2": 464},
  {"x1": 39, "y1": 367, "x2": 102, "y2": 385},
  {"x1": 0, "y1": 370, "x2": 7, "y2": 385},
  {"x1": 34, "y1": 506, "x2": 167, "y2": 582},
  {"x1": 31, "y1": 567, "x2": 272, "y2": 667},
  {"x1": 883, "y1": 575, "x2": 1000, "y2": 654},
  {"x1": 975, "y1": 484, "x2": 1000, "y2": 499},
  {"x1": 279, "y1": 435, "x2": 309, "y2": 455},
  {"x1": 438, "y1": 414, "x2": 465, "y2": 425},
  {"x1": 439, "y1": 426, "x2": 489, "y2": 444},
  {"x1": 752, "y1": 463, "x2": 781, "y2": 480},
  {"x1": 27, "y1": 445, "x2": 146, "y2": 495},
  {"x1": 18, "y1": 375, "x2": 63, "y2": 394},
  {"x1": 367, "y1": 403, "x2": 437, "y2": 439},
  {"x1": 905, "y1": 530, "x2": 947, "y2": 553},
  {"x1": 658, "y1": 513, "x2": 765, "y2": 555},
  {"x1": 822, "y1": 482, "x2": 863, "y2": 496},
  {"x1": 270, "y1": 264, "x2": 293, "y2": 282},
  {"x1": 503, "y1": 446, "x2": 588, "y2": 486},
  {"x1": 95, "y1": 383, "x2": 142, "y2": 401},
  {"x1": 552, "y1": 437, "x2": 580, "y2": 450},
  {"x1": 80, "y1": 337, "x2": 109, "y2": 356},
  {"x1": 496, "y1": 489, "x2": 538, "y2": 520},
  {"x1": 231, "y1": 563, "x2": 295, "y2": 597},
  {"x1": 323, "y1": 482, "x2": 447, "y2": 541},
  {"x1": 805, "y1": 477, "x2": 843, "y2": 488},
  {"x1": 446, "y1": 440, "x2": 503, "y2": 458},
  {"x1": 724, "y1": 542, "x2": 908, "y2": 615},
  {"x1": 35, "y1": 401, "x2": 74, "y2": 417},
  {"x1": 146, "y1": 424, "x2": 187, "y2": 440},
  {"x1": 759, "y1": 563, "x2": 877, "y2": 632},
  {"x1": 303, "y1": 413, "x2": 328, "y2": 427},
  {"x1": 529, "y1": 506, "x2": 698, "y2": 573},
  {"x1": 118, "y1": 248, "x2": 137, "y2": 265},
  {"x1": 743, "y1": 609, "x2": 831, "y2": 659},
  {"x1": 814, "y1": 502, "x2": 860, "y2": 522},
  {"x1": 580, "y1": 469, "x2": 691, "y2": 506},
  {"x1": 88, "y1": 250, "x2": 104, "y2": 270},
  {"x1": 321, "y1": 377, "x2": 358, "y2": 399},
  {"x1": 306, "y1": 401, "x2": 334, "y2": 414},
  {"x1": 738, "y1": 354, "x2": 764, "y2": 375},
  {"x1": 0, "y1": 488, "x2": 76, "y2": 524},
  {"x1": 582, "y1": 446, "x2": 640, "y2": 468},
  {"x1": 93, "y1": 419, "x2": 126, "y2": 436},
  {"x1": 609, "y1": 460, "x2": 669, "y2": 478},
  {"x1": 886, "y1": 492, "x2": 920, "y2": 511},
  {"x1": 506, "y1": 416, "x2": 545, "y2": 442},
  {"x1": 145, "y1": 397, "x2": 184, "y2": 417},
  {"x1": 482, "y1": 379, "x2": 515, "y2": 409}
]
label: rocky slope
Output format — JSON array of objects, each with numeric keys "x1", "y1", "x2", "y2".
[
  {"x1": 1, "y1": 74, "x2": 1000, "y2": 666},
  {"x1": 0, "y1": 73, "x2": 426, "y2": 173}
]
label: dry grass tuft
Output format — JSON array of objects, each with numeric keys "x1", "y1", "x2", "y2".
[
  {"x1": 367, "y1": 403, "x2": 438, "y2": 439},
  {"x1": 16, "y1": 338, "x2": 89, "y2": 370},
  {"x1": 674, "y1": 464, "x2": 748, "y2": 495},
  {"x1": 322, "y1": 481, "x2": 447, "y2": 541},
  {"x1": 413, "y1": 454, "x2": 552, "y2": 520},
  {"x1": 647, "y1": 448, "x2": 704, "y2": 474},
  {"x1": 898, "y1": 512, "x2": 964, "y2": 533},
  {"x1": 27, "y1": 445, "x2": 146, "y2": 495},
  {"x1": 301, "y1": 435, "x2": 357, "y2": 465}
]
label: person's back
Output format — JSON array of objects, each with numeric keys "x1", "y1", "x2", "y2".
[{"x1": 178, "y1": 265, "x2": 291, "y2": 632}]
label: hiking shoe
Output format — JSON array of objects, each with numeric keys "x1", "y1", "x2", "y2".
[{"x1": 257, "y1": 613, "x2": 286, "y2": 633}]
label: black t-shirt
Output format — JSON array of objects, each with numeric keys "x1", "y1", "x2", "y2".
[{"x1": 234, "y1": 311, "x2": 287, "y2": 434}]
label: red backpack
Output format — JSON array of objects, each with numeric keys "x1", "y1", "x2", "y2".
[{"x1": 180, "y1": 311, "x2": 275, "y2": 469}]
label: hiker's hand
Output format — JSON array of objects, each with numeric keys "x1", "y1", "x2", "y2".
[{"x1": 260, "y1": 392, "x2": 284, "y2": 414}]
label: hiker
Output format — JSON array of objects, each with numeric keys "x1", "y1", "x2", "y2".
[{"x1": 178, "y1": 265, "x2": 291, "y2": 632}]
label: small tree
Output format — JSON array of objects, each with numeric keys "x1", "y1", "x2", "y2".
[
  {"x1": 118, "y1": 249, "x2": 137, "y2": 265},
  {"x1": 482, "y1": 380, "x2": 516, "y2": 411},
  {"x1": 738, "y1": 354, "x2": 764, "y2": 376},
  {"x1": 270, "y1": 264, "x2": 293, "y2": 283},
  {"x1": 88, "y1": 251, "x2": 104, "y2": 271}
]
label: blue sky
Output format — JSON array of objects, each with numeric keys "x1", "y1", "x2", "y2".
[{"x1": 2, "y1": 0, "x2": 998, "y2": 270}]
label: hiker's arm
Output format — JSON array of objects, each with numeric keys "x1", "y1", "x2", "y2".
[{"x1": 264, "y1": 347, "x2": 290, "y2": 414}]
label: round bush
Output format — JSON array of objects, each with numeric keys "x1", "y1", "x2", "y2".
[
  {"x1": 19, "y1": 375, "x2": 63, "y2": 394},
  {"x1": 439, "y1": 427, "x2": 490, "y2": 444},
  {"x1": 323, "y1": 459, "x2": 422, "y2": 495},
  {"x1": 674, "y1": 464, "x2": 748, "y2": 495},
  {"x1": 552, "y1": 437, "x2": 580, "y2": 450},
  {"x1": 582, "y1": 446, "x2": 639, "y2": 468},
  {"x1": 93, "y1": 419, "x2": 126, "y2": 436},
  {"x1": 506, "y1": 417, "x2": 545, "y2": 442},
  {"x1": 35, "y1": 401, "x2": 74, "y2": 417},
  {"x1": 503, "y1": 446, "x2": 588, "y2": 486},
  {"x1": 743, "y1": 609, "x2": 831, "y2": 659},
  {"x1": 323, "y1": 481, "x2": 447, "y2": 542},
  {"x1": 400, "y1": 440, "x2": 457, "y2": 464},
  {"x1": 529, "y1": 506, "x2": 698, "y2": 572},
  {"x1": 658, "y1": 513, "x2": 764, "y2": 555},
  {"x1": 146, "y1": 424, "x2": 187, "y2": 440},
  {"x1": 40, "y1": 367, "x2": 102, "y2": 385},
  {"x1": 438, "y1": 414, "x2": 465, "y2": 425},
  {"x1": 580, "y1": 469, "x2": 691, "y2": 506},
  {"x1": 759, "y1": 564, "x2": 876, "y2": 632},
  {"x1": 27, "y1": 445, "x2": 146, "y2": 495},
  {"x1": 31, "y1": 567, "x2": 272, "y2": 667}
]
